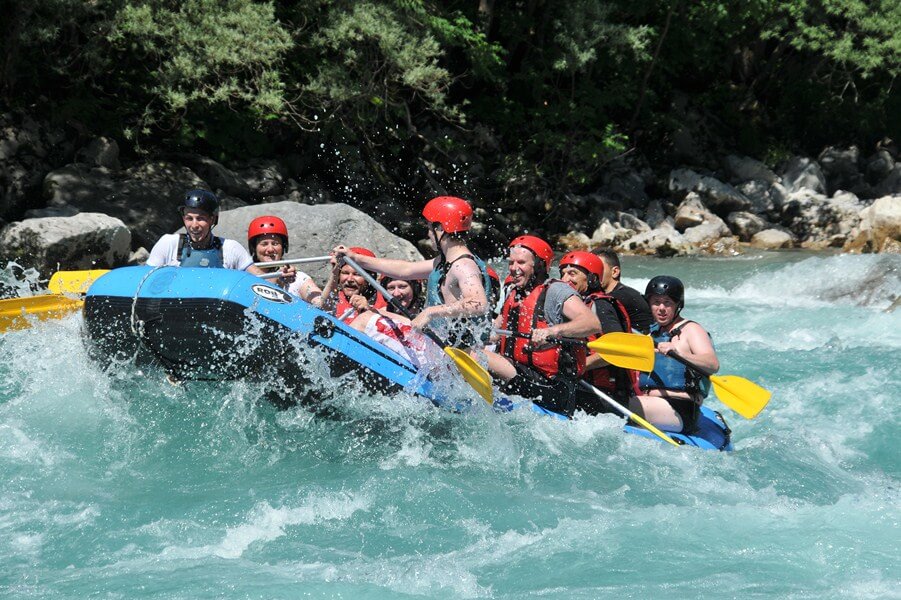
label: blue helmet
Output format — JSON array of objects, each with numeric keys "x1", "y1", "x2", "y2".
[
  {"x1": 645, "y1": 275, "x2": 684, "y2": 310},
  {"x1": 180, "y1": 189, "x2": 220, "y2": 216}
]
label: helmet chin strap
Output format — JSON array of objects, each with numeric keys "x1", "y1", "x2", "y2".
[{"x1": 430, "y1": 223, "x2": 447, "y2": 263}]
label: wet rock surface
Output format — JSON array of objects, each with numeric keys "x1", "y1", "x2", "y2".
[{"x1": 1, "y1": 113, "x2": 899, "y2": 275}]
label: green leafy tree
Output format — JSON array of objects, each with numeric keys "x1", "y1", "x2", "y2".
[{"x1": 109, "y1": 0, "x2": 293, "y2": 140}]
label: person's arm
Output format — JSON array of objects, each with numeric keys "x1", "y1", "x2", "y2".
[
  {"x1": 333, "y1": 245, "x2": 433, "y2": 279},
  {"x1": 583, "y1": 353, "x2": 605, "y2": 372},
  {"x1": 531, "y1": 295, "x2": 599, "y2": 344},
  {"x1": 299, "y1": 277, "x2": 323, "y2": 305},
  {"x1": 318, "y1": 259, "x2": 342, "y2": 311},
  {"x1": 657, "y1": 322, "x2": 719, "y2": 375},
  {"x1": 411, "y1": 259, "x2": 487, "y2": 329},
  {"x1": 678, "y1": 322, "x2": 719, "y2": 375}
]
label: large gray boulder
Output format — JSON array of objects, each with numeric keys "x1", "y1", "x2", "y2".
[
  {"x1": 736, "y1": 180, "x2": 787, "y2": 216},
  {"x1": 233, "y1": 159, "x2": 288, "y2": 199},
  {"x1": 874, "y1": 164, "x2": 901, "y2": 197},
  {"x1": 723, "y1": 155, "x2": 779, "y2": 184},
  {"x1": 682, "y1": 219, "x2": 732, "y2": 246},
  {"x1": 0, "y1": 212, "x2": 131, "y2": 274},
  {"x1": 674, "y1": 193, "x2": 715, "y2": 230},
  {"x1": 668, "y1": 168, "x2": 751, "y2": 216},
  {"x1": 866, "y1": 150, "x2": 895, "y2": 183},
  {"x1": 782, "y1": 157, "x2": 827, "y2": 194},
  {"x1": 780, "y1": 189, "x2": 863, "y2": 248},
  {"x1": 843, "y1": 195, "x2": 901, "y2": 254},
  {"x1": 596, "y1": 170, "x2": 651, "y2": 210},
  {"x1": 75, "y1": 137, "x2": 121, "y2": 170},
  {"x1": 727, "y1": 211, "x2": 770, "y2": 241},
  {"x1": 172, "y1": 154, "x2": 254, "y2": 198},
  {"x1": 642, "y1": 200, "x2": 668, "y2": 229},
  {"x1": 750, "y1": 229, "x2": 794, "y2": 249},
  {"x1": 212, "y1": 201, "x2": 424, "y2": 282},
  {"x1": 170, "y1": 155, "x2": 292, "y2": 201},
  {"x1": 588, "y1": 212, "x2": 651, "y2": 247},
  {"x1": 43, "y1": 161, "x2": 205, "y2": 250},
  {"x1": 672, "y1": 193, "x2": 731, "y2": 247},
  {"x1": 818, "y1": 146, "x2": 862, "y2": 194},
  {"x1": 617, "y1": 221, "x2": 694, "y2": 257}
]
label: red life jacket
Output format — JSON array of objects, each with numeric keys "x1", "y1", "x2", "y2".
[
  {"x1": 334, "y1": 290, "x2": 388, "y2": 324},
  {"x1": 498, "y1": 281, "x2": 585, "y2": 379},
  {"x1": 582, "y1": 291, "x2": 639, "y2": 395}
]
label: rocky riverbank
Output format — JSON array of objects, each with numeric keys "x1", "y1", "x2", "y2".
[
  {"x1": 1, "y1": 111, "x2": 899, "y2": 279},
  {"x1": 557, "y1": 149, "x2": 901, "y2": 257}
]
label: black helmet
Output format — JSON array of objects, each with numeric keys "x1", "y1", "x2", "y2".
[
  {"x1": 180, "y1": 189, "x2": 220, "y2": 216},
  {"x1": 645, "y1": 275, "x2": 684, "y2": 310}
]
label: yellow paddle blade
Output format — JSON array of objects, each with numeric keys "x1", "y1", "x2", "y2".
[
  {"x1": 444, "y1": 347, "x2": 494, "y2": 405},
  {"x1": 711, "y1": 375, "x2": 772, "y2": 419},
  {"x1": 586, "y1": 332, "x2": 655, "y2": 372},
  {"x1": 48, "y1": 269, "x2": 110, "y2": 295},
  {"x1": 0, "y1": 295, "x2": 84, "y2": 333}
]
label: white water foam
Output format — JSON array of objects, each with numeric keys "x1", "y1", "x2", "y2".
[
  {"x1": 628, "y1": 253, "x2": 901, "y2": 311},
  {"x1": 158, "y1": 491, "x2": 371, "y2": 560}
]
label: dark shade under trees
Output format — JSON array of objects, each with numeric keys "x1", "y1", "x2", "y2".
[{"x1": 2, "y1": 0, "x2": 898, "y2": 213}]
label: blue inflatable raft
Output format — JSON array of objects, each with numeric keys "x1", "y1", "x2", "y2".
[{"x1": 83, "y1": 266, "x2": 732, "y2": 451}]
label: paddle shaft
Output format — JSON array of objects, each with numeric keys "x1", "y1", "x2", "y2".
[
  {"x1": 494, "y1": 328, "x2": 582, "y2": 345},
  {"x1": 253, "y1": 255, "x2": 331, "y2": 268},
  {"x1": 579, "y1": 381, "x2": 680, "y2": 447}
]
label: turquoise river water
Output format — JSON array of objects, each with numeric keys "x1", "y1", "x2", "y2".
[{"x1": 1, "y1": 251, "x2": 899, "y2": 599}]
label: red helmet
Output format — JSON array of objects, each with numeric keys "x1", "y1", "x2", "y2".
[
  {"x1": 509, "y1": 235, "x2": 554, "y2": 269},
  {"x1": 422, "y1": 196, "x2": 473, "y2": 233},
  {"x1": 350, "y1": 246, "x2": 376, "y2": 258},
  {"x1": 559, "y1": 251, "x2": 604, "y2": 279},
  {"x1": 248, "y1": 216, "x2": 289, "y2": 252}
]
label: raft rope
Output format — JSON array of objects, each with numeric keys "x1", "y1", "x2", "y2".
[
  {"x1": 129, "y1": 266, "x2": 163, "y2": 337},
  {"x1": 127, "y1": 265, "x2": 190, "y2": 380}
]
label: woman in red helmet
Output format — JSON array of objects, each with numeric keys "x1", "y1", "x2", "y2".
[
  {"x1": 481, "y1": 235, "x2": 600, "y2": 416},
  {"x1": 558, "y1": 251, "x2": 637, "y2": 414},
  {"x1": 247, "y1": 216, "x2": 323, "y2": 305},
  {"x1": 333, "y1": 196, "x2": 490, "y2": 338}
]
